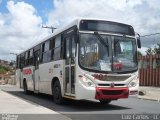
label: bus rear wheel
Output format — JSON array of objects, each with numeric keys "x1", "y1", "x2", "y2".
[
  {"x1": 52, "y1": 80, "x2": 65, "y2": 105},
  {"x1": 23, "y1": 80, "x2": 30, "y2": 94},
  {"x1": 99, "y1": 99, "x2": 111, "y2": 104}
]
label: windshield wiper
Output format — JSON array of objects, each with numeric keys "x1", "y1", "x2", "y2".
[{"x1": 94, "y1": 32, "x2": 109, "y2": 55}]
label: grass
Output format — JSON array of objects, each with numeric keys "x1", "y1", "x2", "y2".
[{"x1": 0, "y1": 65, "x2": 9, "y2": 74}]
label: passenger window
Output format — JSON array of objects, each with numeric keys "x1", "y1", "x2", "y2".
[
  {"x1": 55, "y1": 36, "x2": 61, "y2": 48},
  {"x1": 16, "y1": 55, "x2": 21, "y2": 68},
  {"x1": 30, "y1": 49, "x2": 33, "y2": 57},
  {"x1": 20, "y1": 53, "x2": 25, "y2": 68},
  {"x1": 44, "y1": 41, "x2": 50, "y2": 52},
  {"x1": 42, "y1": 51, "x2": 51, "y2": 63},
  {"x1": 29, "y1": 49, "x2": 33, "y2": 65},
  {"x1": 50, "y1": 39, "x2": 55, "y2": 60},
  {"x1": 42, "y1": 41, "x2": 52, "y2": 63},
  {"x1": 54, "y1": 35, "x2": 61, "y2": 60}
]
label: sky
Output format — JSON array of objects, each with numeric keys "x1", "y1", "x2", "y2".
[{"x1": 0, "y1": 0, "x2": 160, "y2": 61}]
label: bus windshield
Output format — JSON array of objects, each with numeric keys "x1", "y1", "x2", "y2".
[{"x1": 79, "y1": 33, "x2": 137, "y2": 73}]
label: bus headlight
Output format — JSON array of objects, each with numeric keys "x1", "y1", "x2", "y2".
[
  {"x1": 128, "y1": 76, "x2": 139, "y2": 88},
  {"x1": 79, "y1": 75, "x2": 95, "y2": 87}
]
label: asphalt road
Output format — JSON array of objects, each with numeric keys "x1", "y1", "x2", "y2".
[{"x1": 1, "y1": 85, "x2": 160, "y2": 120}]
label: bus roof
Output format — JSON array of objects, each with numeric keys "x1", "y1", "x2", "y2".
[{"x1": 17, "y1": 18, "x2": 133, "y2": 55}]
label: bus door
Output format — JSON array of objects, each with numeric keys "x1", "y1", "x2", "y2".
[
  {"x1": 64, "y1": 34, "x2": 76, "y2": 96},
  {"x1": 33, "y1": 49, "x2": 40, "y2": 91}
]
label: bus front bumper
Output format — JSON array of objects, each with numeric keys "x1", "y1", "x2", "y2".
[{"x1": 95, "y1": 87, "x2": 129, "y2": 100}]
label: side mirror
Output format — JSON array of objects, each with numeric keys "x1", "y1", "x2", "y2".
[
  {"x1": 137, "y1": 38, "x2": 141, "y2": 48},
  {"x1": 136, "y1": 33, "x2": 141, "y2": 48}
]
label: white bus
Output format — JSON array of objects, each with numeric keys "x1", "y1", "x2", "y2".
[{"x1": 16, "y1": 18, "x2": 141, "y2": 104}]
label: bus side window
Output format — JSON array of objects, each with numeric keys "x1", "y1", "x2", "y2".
[
  {"x1": 53, "y1": 35, "x2": 61, "y2": 61},
  {"x1": 29, "y1": 49, "x2": 33, "y2": 65},
  {"x1": 50, "y1": 38, "x2": 55, "y2": 60},
  {"x1": 33, "y1": 45, "x2": 41, "y2": 63},
  {"x1": 20, "y1": 53, "x2": 25, "y2": 69},
  {"x1": 24, "y1": 52, "x2": 28, "y2": 66},
  {"x1": 16, "y1": 55, "x2": 20, "y2": 69},
  {"x1": 40, "y1": 43, "x2": 44, "y2": 63},
  {"x1": 42, "y1": 41, "x2": 51, "y2": 63},
  {"x1": 33, "y1": 50, "x2": 40, "y2": 69}
]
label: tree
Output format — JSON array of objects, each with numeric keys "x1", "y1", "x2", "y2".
[
  {"x1": 153, "y1": 43, "x2": 160, "y2": 54},
  {"x1": 145, "y1": 47, "x2": 153, "y2": 55},
  {"x1": 145, "y1": 43, "x2": 160, "y2": 55}
]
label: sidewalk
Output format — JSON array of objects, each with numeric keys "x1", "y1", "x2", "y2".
[
  {"x1": 138, "y1": 86, "x2": 160, "y2": 101},
  {"x1": 0, "y1": 87, "x2": 71, "y2": 120}
]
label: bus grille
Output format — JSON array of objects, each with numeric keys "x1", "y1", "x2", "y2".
[{"x1": 107, "y1": 75, "x2": 131, "y2": 81}]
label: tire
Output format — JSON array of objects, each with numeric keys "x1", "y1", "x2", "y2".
[
  {"x1": 52, "y1": 80, "x2": 65, "y2": 105},
  {"x1": 23, "y1": 80, "x2": 30, "y2": 94},
  {"x1": 99, "y1": 99, "x2": 111, "y2": 104}
]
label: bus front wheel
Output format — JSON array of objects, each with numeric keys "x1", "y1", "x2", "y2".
[
  {"x1": 52, "y1": 80, "x2": 64, "y2": 105},
  {"x1": 99, "y1": 99, "x2": 111, "y2": 104}
]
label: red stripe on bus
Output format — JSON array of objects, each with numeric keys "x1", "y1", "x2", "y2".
[{"x1": 23, "y1": 69, "x2": 32, "y2": 75}]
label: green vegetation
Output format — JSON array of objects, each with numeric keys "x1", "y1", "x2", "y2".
[
  {"x1": 0, "y1": 65, "x2": 9, "y2": 74},
  {"x1": 153, "y1": 43, "x2": 160, "y2": 54},
  {"x1": 145, "y1": 43, "x2": 160, "y2": 55},
  {"x1": 145, "y1": 43, "x2": 160, "y2": 68}
]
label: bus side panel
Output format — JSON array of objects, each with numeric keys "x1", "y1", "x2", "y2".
[
  {"x1": 75, "y1": 61, "x2": 96, "y2": 100},
  {"x1": 22, "y1": 66, "x2": 34, "y2": 91},
  {"x1": 16, "y1": 69, "x2": 21, "y2": 88},
  {"x1": 38, "y1": 62, "x2": 52, "y2": 95},
  {"x1": 38, "y1": 60, "x2": 64, "y2": 95},
  {"x1": 34, "y1": 69, "x2": 39, "y2": 91},
  {"x1": 52, "y1": 60, "x2": 64, "y2": 96},
  {"x1": 76, "y1": 80, "x2": 96, "y2": 100}
]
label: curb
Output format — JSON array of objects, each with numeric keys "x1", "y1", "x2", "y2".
[
  {"x1": 138, "y1": 95, "x2": 160, "y2": 102},
  {"x1": 138, "y1": 87, "x2": 160, "y2": 102}
]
